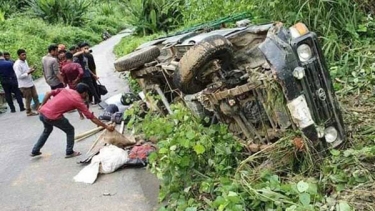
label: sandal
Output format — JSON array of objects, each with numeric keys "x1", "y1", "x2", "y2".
[
  {"x1": 30, "y1": 152, "x2": 42, "y2": 157},
  {"x1": 65, "y1": 151, "x2": 81, "y2": 159}
]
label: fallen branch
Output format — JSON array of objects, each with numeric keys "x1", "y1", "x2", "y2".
[{"x1": 74, "y1": 126, "x2": 104, "y2": 142}]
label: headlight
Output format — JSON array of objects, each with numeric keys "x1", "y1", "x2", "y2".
[
  {"x1": 293, "y1": 67, "x2": 305, "y2": 79},
  {"x1": 297, "y1": 44, "x2": 313, "y2": 62},
  {"x1": 324, "y1": 126, "x2": 338, "y2": 143}
]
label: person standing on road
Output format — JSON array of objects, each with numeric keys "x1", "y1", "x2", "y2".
[
  {"x1": 30, "y1": 83, "x2": 115, "y2": 158},
  {"x1": 82, "y1": 42, "x2": 101, "y2": 104},
  {"x1": 73, "y1": 43, "x2": 100, "y2": 104},
  {"x1": 61, "y1": 52, "x2": 83, "y2": 90},
  {"x1": 0, "y1": 52, "x2": 25, "y2": 113},
  {"x1": 13, "y1": 49, "x2": 40, "y2": 116},
  {"x1": 42, "y1": 44, "x2": 65, "y2": 90}
]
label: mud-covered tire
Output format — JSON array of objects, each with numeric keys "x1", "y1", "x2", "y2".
[
  {"x1": 174, "y1": 35, "x2": 234, "y2": 94},
  {"x1": 114, "y1": 46, "x2": 160, "y2": 72}
]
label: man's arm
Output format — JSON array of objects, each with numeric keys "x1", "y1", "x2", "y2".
[
  {"x1": 14, "y1": 63, "x2": 34, "y2": 79},
  {"x1": 39, "y1": 89, "x2": 62, "y2": 108},
  {"x1": 90, "y1": 116, "x2": 115, "y2": 131},
  {"x1": 72, "y1": 65, "x2": 84, "y2": 85},
  {"x1": 75, "y1": 99, "x2": 114, "y2": 131},
  {"x1": 60, "y1": 68, "x2": 68, "y2": 85},
  {"x1": 39, "y1": 91, "x2": 53, "y2": 107},
  {"x1": 53, "y1": 59, "x2": 65, "y2": 85}
]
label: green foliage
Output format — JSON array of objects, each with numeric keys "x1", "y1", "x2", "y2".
[
  {"x1": 122, "y1": 102, "x2": 360, "y2": 210},
  {"x1": 0, "y1": 1, "x2": 126, "y2": 78},
  {"x1": 127, "y1": 104, "x2": 243, "y2": 210},
  {"x1": 122, "y1": 0, "x2": 184, "y2": 35},
  {"x1": 27, "y1": 0, "x2": 91, "y2": 26},
  {"x1": 113, "y1": 34, "x2": 161, "y2": 57},
  {"x1": 180, "y1": 0, "x2": 252, "y2": 26}
]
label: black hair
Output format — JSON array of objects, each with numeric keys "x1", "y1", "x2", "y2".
[
  {"x1": 17, "y1": 49, "x2": 26, "y2": 56},
  {"x1": 69, "y1": 46, "x2": 77, "y2": 51},
  {"x1": 78, "y1": 42, "x2": 90, "y2": 48},
  {"x1": 76, "y1": 83, "x2": 90, "y2": 94},
  {"x1": 3, "y1": 52, "x2": 10, "y2": 56},
  {"x1": 65, "y1": 52, "x2": 73, "y2": 60},
  {"x1": 48, "y1": 44, "x2": 58, "y2": 53}
]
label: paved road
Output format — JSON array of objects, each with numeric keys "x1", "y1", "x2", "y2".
[{"x1": 0, "y1": 33, "x2": 160, "y2": 211}]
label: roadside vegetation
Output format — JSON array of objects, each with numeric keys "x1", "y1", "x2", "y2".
[
  {"x1": 0, "y1": 0, "x2": 127, "y2": 78},
  {"x1": 114, "y1": 0, "x2": 375, "y2": 210},
  {"x1": 2, "y1": 0, "x2": 374, "y2": 209}
]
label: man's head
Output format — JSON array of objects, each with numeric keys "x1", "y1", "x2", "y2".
[
  {"x1": 3, "y1": 52, "x2": 10, "y2": 61},
  {"x1": 58, "y1": 44, "x2": 66, "y2": 52},
  {"x1": 69, "y1": 45, "x2": 78, "y2": 54},
  {"x1": 17, "y1": 49, "x2": 27, "y2": 61},
  {"x1": 65, "y1": 52, "x2": 73, "y2": 61},
  {"x1": 58, "y1": 49, "x2": 66, "y2": 61},
  {"x1": 76, "y1": 83, "x2": 90, "y2": 99},
  {"x1": 48, "y1": 44, "x2": 59, "y2": 57},
  {"x1": 78, "y1": 42, "x2": 91, "y2": 53}
]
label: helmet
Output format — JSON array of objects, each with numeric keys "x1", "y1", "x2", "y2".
[{"x1": 121, "y1": 92, "x2": 140, "y2": 105}]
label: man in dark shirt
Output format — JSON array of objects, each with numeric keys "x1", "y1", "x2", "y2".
[
  {"x1": 61, "y1": 52, "x2": 83, "y2": 90},
  {"x1": 3, "y1": 52, "x2": 14, "y2": 63},
  {"x1": 83, "y1": 45, "x2": 102, "y2": 103},
  {"x1": 73, "y1": 42, "x2": 100, "y2": 104},
  {"x1": 0, "y1": 52, "x2": 25, "y2": 113}
]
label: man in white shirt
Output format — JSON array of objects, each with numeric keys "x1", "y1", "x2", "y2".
[{"x1": 13, "y1": 49, "x2": 40, "y2": 116}]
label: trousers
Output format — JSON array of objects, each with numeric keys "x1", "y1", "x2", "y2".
[
  {"x1": 32, "y1": 114, "x2": 75, "y2": 155},
  {"x1": 1, "y1": 81, "x2": 24, "y2": 111},
  {"x1": 20, "y1": 86, "x2": 39, "y2": 114}
]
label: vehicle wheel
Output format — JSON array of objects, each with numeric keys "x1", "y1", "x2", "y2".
[
  {"x1": 114, "y1": 46, "x2": 160, "y2": 72},
  {"x1": 174, "y1": 35, "x2": 234, "y2": 94}
]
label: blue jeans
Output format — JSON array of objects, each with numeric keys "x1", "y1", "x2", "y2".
[{"x1": 32, "y1": 114, "x2": 75, "y2": 155}]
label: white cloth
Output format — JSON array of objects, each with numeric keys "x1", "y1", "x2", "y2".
[
  {"x1": 74, "y1": 145, "x2": 128, "y2": 184},
  {"x1": 13, "y1": 59, "x2": 34, "y2": 88}
]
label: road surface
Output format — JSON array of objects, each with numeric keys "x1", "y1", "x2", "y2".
[{"x1": 0, "y1": 32, "x2": 160, "y2": 211}]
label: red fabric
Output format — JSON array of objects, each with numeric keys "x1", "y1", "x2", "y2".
[
  {"x1": 40, "y1": 88, "x2": 94, "y2": 120},
  {"x1": 61, "y1": 62, "x2": 84, "y2": 90},
  {"x1": 128, "y1": 144, "x2": 156, "y2": 159},
  {"x1": 59, "y1": 60, "x2": 67, "y2": 71}
]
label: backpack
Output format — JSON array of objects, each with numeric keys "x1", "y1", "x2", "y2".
[{"x1": 123, "y1": 143, "x2": 156, "y2": 167}]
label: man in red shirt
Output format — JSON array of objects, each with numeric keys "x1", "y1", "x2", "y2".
[
  {"x1": 61, "y1": 52, "x2": 83, "y2": 90},
  {"x1": 30, "y1": 83, "x2": 115, "y2": 158}
]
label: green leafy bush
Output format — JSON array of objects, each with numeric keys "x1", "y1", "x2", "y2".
[
  {"x1": 180, "y1": 0, "x2": 252, "y2": 26},
  {"x1": 27, "y1": 0, "x2": 91, "y2": 26},
  {"x1": 0, "y1": 8, "x2": 124, "y2": 78},
  {"x1": 123, "y1": 0, "x2": 184, "y2": 35},
  {"x1": 125, "y1": 103, "x2": 244, "y2": 210}
]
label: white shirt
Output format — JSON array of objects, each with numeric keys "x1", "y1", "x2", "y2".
[{"x1": 14, "y1": 59, "x2": 34, "y2": 88}]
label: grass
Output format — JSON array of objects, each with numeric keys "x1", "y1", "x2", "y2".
[{"x1": 0, "y1": 2, "x2": 127, "y2": 79}]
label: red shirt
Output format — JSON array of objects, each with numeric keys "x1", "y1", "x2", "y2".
[
  {"x1": 40, "y1": 88, "x2": 94, "y2": 120},
  {"x1": 59, "y1": 60, "x2": 68, "y2": 71},
  {"x1": 61, "y1": 62, "x2": 84, "y2": 90}
]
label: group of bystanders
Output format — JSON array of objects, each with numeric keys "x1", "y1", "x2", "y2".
[{"x1": 0, "y1": 41, "x2": 114, "y2": 158}]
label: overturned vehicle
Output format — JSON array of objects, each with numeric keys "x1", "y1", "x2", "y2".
[{"x1": 115, "y1": 22, "x2": 345, "y2": 148}]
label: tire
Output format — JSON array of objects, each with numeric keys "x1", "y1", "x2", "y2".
[
  {"x1": 114, "y1": 46, "x2": 160, "y2": 72},
  {"x1": 174, "y1": 35, "x2": 234, "y2": 94}
]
